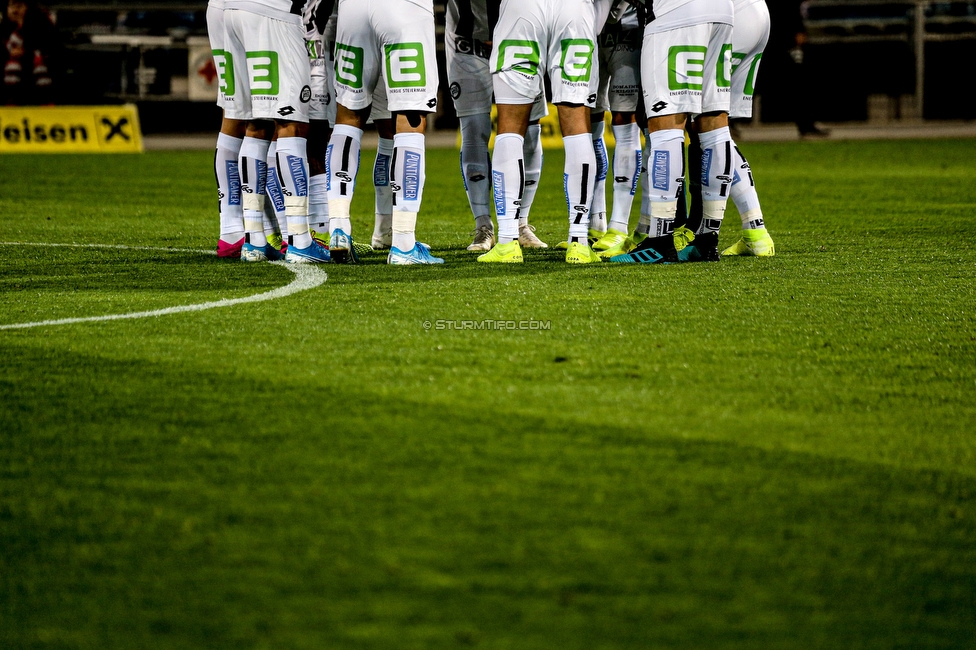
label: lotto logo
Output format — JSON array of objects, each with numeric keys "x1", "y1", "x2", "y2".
[
  {"x1": 497, "y1": 40, "x2": 540, "y2": 76},
  {"x1": 668, "y1": 46, "x2": 706, "y2": 91},
  {"x1": 560, "y1": 40, "x2": 593, "y2": 83},
  {"x1": 335, "y1": 44, "x2": 364, "y2": 89},
  {"x1": 246, "y1": 51, "x2": 279, "y2": 95},
  {"x1": 212, "y1": 50, "x2": 235, "y2": 96},
  {"x1": 386, "y1": 43, "x2": 426, "y2": 88}
]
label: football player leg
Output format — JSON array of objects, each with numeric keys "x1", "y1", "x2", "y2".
[
  {"x1": 371, "y1": 115, "x2": 395, "y2": 250},
  {"x1": 589, "y1": 109, "x2": 609, "y2": 241},
  {"x1": 326, "y1": 0, "x2": 374, "y2": 262},
  {"x1": 362, "y1": 78, "x2": 393, "y2": 252},
  {"x1": 207, "y1": 3, "x2": 247, "y2": 258},
  {"x1": 610, "y1": 22, "x2": 697, "y2": 264},
  {"x1": 263, "y1": 137, "x2": 287, "y2": 259},
  {"x1": 722, "y1": 0, "x2": 774, "y2": 257},
  {"x1": 679, "y1": 20, "x2": 736, "y2": 263},
  {"x1": 307, "y1": 119, "x2": 332, "y2": 248},
  {"x1": 214, "y1": 117, "x2": 246, "y2": 258},
  {"x1": 594, "y1": 35, "x2": 643, "y2": 258},
  {"x1": 377, "y1": 1, "x2": 443, "y2": 265},
  {"x1": 593, "y1": 110, "x2": 642, "y2": 258},
  {"x1": 305, "y1": 4, "x2": 335, "y2": 250},
  {"x1": 325, "y1": 102, "x2": 365, "y2": 263},
  {"x1": 549, "y1": 2, "x2": 601, "y2": 264},
  {"x1": 517, "y1": 101, "x2": 549, "y2": 249},
  {"x1": 444, "y1": 24, "x2": 495, "y2": 251},
  {"x1": 238, "y1": 120, "x2": 274, "y2": 262},
  {"x1": 459, "y1": 110, "x2": 494, "y2": 250},
  {"x1": 476, "y1": 100, "x2": 529, "y2": 263}
]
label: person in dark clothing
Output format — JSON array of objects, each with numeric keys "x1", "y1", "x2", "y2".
[
  {"x1": 763, "y1": 0, "x2": 828, "y2": 136},
  {"x1": 1, "y1": 0, "x2": 58, "y2": 105}
]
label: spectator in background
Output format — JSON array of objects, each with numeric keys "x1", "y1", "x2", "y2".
[
  {"x1": 764, "y1": 0, "x2": 828, "y2": 137},
  {"x1": 1, "y1": 0, "x2": 58, "y2": 105}
]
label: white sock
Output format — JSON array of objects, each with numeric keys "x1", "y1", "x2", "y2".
[
  {"x1": 590, "y1": 120, "x2": 608, "y2": 233},
  {"x1": 608, "y1": 122, "x2": 641, "y2": 234},
  {"x1": 491, "y1": 132, "x2": 524, "y2": 243},
  {"x1": 392, "y1": 210, "x2": 417, "y2": 252},
  {"x1": 646, "y1": 128, "x2": 685, "y2": 236},
  {"x1": 239, "y1": 136, "x2": 270, "y2": 247},
  {"x1": 308, "y1": 175, "x2": 329, "y2": 234},
  {"x1": 327, "y1": 124, "x2": 362, "y2": 235},
  {"x1": 275, "y1": 136, "x2": 312, "y2": 249},
  {"x1": 390, "y1": 132, "x2": 426, "y2": 250},
  {"x1": 459, "y1": 113, "x2": 492, "y2": 228},
  {"x1": 391, "y1": 132, "x2": 426, "y2": 214},
  {"x1": 264, "y1": 141, "x2": 285, "y2": 238},
  {"x1": 215, "y1": 133, "x2": 244, "y2": 243},
  {"x1": 519, "y1": 123, "x2": 543, "y2": 226},
  {"x1": 697, "y1": 126, "x2": 733, "y2": 234},
  {"x1": 729, "y1": 143, "x2": 764, "y2": 230},
  {"x1": 373, "y1": 137, "x2": 394, "y2": 240},
  {"x1": 636, "y1": 131, "x2": 651, "y2": 235},
  {"x1": 564, "y1": 132, "x2": 597, "y2": 241}
]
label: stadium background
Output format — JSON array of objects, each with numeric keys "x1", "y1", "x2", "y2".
[{"x1": 28, "y1": 0, "x2": 976, "y2": 133}]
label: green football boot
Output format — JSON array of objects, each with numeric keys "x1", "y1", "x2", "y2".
[
  {"x1": 477, "y1": 240, "x2": 524, "y2": 263},
  {"x1": 592, "y1": 228, "x2": 629, "y2": 251},
  {"x1": 722, "y1": 227, "x2": 776, "y2": 257},
  {"x1": 596, "y1": 234, "x2": 637, "y2": 259},
  {"x1": 565, "y1": 241, "x2": 601, "y2": 264}
]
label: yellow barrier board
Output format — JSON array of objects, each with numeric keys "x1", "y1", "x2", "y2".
[
  {"x1": 0, "y1": 105, "x2": 143, "y2": 154},
  {"x1": 458, "y1": 104, "x2": 622, "y2": 149}
]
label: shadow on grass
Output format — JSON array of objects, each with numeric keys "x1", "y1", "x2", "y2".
[{"x1": 1, "y1": 345, "x2": 974, "y2": 648}]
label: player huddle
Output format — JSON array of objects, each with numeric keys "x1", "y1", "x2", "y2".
[{"x1": 207, "y1": 0, "x2": 775, "y2": 266}]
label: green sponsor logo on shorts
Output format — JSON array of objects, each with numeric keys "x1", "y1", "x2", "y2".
[
  {"x1": 246, "y1": 51, "x2": 279, "y2": 95},
  {"x1": 335, "y1": 43, "x2": 364, "y2": 89},
  {"x1": 744, "y1": 53, "x2": 762, "y2": 96},
  {"x1": 385, "y1": 42, "x2": 426, "y2": 88},
  {"x1": 211, "y1": 49, "x2": 235, "y2": 96},
  {"x1": 668, "y1": 45, "x2": 706, "y2": 91},
  {"x1": 717, "y1": 43, "x2": 733, "y2": 88},
  {"x1": 497, "y1": 40, "x2": 540, "y2": 76},
  {"x1": 560, "y1": 39, "x2": 593, "y2": 83},
  {"x1": 730, "y1": 51, "x2": 746, "y2": 76}
]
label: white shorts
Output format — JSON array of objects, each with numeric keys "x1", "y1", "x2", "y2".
[
  {"x1": 221, "y1": 9, "x2": 311, "y2": 122},
  {"x1": 595, "y1": 26, "x2": 642, "y2": 113},
  {"x1": 333, "y1": 0, "x2": 439, "y2": 113},
  {"x1": 307, "y1": 16, "x2": 336, "y2": 122},
  {"x1": 207, "y1": 5, "x2": 235, "y2": 113},
  {"x1": 445, "y1": 31, "x2": 494, "y2": 118},
  {"x1": 491, "y1": 0, "x2": 599, "y2": 107},
  {"x1": 641, "y1": 21, "x2": 733, "y2": 118},
  {"x1": 729, "y1": 0, "x2": 769, "y2": 119},
  {"x1": 369, "y1": 77, "x2": 390, "y2": 122},
  {"x1": 445, "y1": 31, "x2": 547, "y2": 121}
]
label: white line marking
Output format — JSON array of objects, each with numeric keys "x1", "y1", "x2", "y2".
[
  {"x1": 0, "y1": 242, "x2": 327, "y2": 331},
  {"x1": 1, "y1": 241, "x2": 219, "y2": 255}
]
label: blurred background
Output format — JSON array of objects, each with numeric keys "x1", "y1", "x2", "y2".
[{"x1": 3, "y1": 0, "x2": 975, "y2": 134}]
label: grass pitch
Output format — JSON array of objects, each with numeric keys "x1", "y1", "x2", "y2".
[{"x1": 1, "y1": 139, "x2": 975, "y2": 648}]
